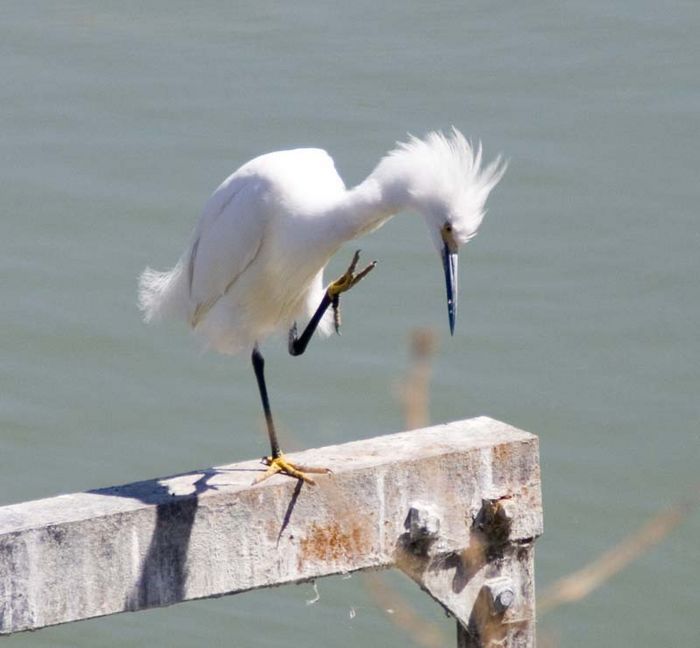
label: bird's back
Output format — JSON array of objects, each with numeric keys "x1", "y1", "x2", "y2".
[
  {"x1": 237, "y1": 147, "x2": 344, "y2": 210},
  {"x1": 139, "y1": 147, "x2": 344, "y2": 354}
]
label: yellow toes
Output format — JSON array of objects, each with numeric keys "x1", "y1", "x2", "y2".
[
  {"x1": 252, "y1": 454, "x2": 330, "y2": 486},
  {"x1": 327, "y1": 250, "x2": 377, "y2": 298}
]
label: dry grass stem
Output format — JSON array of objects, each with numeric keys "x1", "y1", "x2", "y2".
[
  {"x1": 539, "y1": 495, "x2": 698, "y2": 614},
  {"x1": 358, "y1": 328, "x2": 447, "y2": 646},
  {"x1": 396, "y1": 328, "x2": 439, "y2": 430},
  {"x1": 363, "y1": 572, "x2": 446, "y2": 648}
]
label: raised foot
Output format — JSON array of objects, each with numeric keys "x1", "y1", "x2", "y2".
[
  {"x1": 327, "y1": 250, "x2": 377, "y2": 333},
  {"x1": 328, "y1": 249, "x2": 377, "y2": 298},
  {"x1": 252, "y1": 453, "x2": 331, "y2": 486}
]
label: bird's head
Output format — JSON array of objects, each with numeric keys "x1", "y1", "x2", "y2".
[{"x1": 373, "y1": 128, "x2": 507, "y2": 335}]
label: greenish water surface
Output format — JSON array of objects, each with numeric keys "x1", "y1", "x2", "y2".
[{"x1": 2, "y1": 2, "x2": 699, "y2": 646}]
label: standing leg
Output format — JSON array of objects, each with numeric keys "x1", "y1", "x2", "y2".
[
  {"x1": 253, "y1": 251, "x2": 376, "y2": 486},
  {"x1": 251, "y1": 343, "x2": 330, "y2": 485},
  {"x1": 251, "y1": 343, "x2": 281, "y2": 458}
]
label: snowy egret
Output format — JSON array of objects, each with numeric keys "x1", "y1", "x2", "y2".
[{"x1": 138, "y1": 129, "x2": 506, "y2": 484}]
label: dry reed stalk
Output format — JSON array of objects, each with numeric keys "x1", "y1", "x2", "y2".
[
  {"x1": 361, "y1": 328, "x2": 448, "y2": 646},
  {"x1": 539, "y1": 496, "x2": 697, "y2": 614},
  {"x1": 396, "y1": 328, "x2": 439, "y2": 430},
  {"x1": 362, "y1": 572, "x2": 446, "y2": 648}
]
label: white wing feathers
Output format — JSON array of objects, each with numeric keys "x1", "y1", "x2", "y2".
[
  {"x1": 188, "y1": 176, "x2": 267, "y2": 326},
  {"x1": 138, "y1": 172, "x2": 266, "y2": 328}
]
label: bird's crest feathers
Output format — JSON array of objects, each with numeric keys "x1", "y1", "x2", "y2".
[{"x1": 374, "y1": 128, "x2": 507, "y2": 245}]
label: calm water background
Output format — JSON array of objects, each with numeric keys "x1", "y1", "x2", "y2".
[{"x1": 2, "y1": 1, "x2": 699, "y2": 645}]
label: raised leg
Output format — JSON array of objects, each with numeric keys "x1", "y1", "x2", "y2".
[
  {"x1": 251, "y1": 344, "x2": 330, "y2": 485},
  {"x1": 288, "y1": 293, "x2": 333, "y2": 357},
  {"x1": 288, "y1": 250, "x2": 376, "y2": 356}
]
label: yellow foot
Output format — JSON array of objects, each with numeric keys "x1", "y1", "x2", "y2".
[
  {"x1": 327, "y1": 250, "x2": 377, "y2": 333},
  {"x1": 252, "y1": 453, "x2": 331, "y2": 486},
  {"x1": 328, "y1": 250, "x2": 377, "y2": 298}
]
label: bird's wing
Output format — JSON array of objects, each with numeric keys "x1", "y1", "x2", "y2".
[{"x1": 187, "y1": 173, "x2": 267, "y2": 327}]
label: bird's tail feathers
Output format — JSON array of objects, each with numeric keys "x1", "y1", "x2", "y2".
[{"x1": 138, "y1": 260, "x2": 190, "y2": 323}]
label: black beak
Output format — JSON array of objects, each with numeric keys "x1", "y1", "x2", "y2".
[{"x1": 442, "y1": 242, "x2": 458, "y2": 335}]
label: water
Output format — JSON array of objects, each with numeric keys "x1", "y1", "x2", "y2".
[{"x1": 2, "y1": 1, "x2": 699, "y2": 645}]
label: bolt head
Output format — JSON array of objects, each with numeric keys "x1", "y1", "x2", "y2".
[
  {"x1": 484, "y1": 577, "x2": 516, "y2": 614},
  {"x1": 494, "y1": 588, "x2": 515, "y2": 613},
  {"x1": 406, "y1": 505, "x2": 440, "y2": 542}
]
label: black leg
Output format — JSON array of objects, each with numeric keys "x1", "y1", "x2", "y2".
[
  {"x1": 288, "y1": 250, "x2": 377, "y2": 357},
  {"x1": 288, "y1": 293, "x2": 333, "y2": 356},
  {"x1": 251, "y1": 343, "x2": 281, "y2": 458}
]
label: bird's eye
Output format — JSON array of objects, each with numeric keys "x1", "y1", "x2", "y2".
[{"x1": 444, "y1": 223, "x2": 453, "y2": 232}]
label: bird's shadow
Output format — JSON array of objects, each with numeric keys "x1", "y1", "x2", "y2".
[
  {"x1": 276, "y1": 479, "x2": 303, "y2": 546},
  {"x1": 92, "y1": 463, "x2": 303, "y2": 610},
  {"x1": 91, "y1": 468, "x2": 223, "y2": 610}
]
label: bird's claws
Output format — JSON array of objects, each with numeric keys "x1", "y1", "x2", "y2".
[
  {"x1": 347, "y1": 249, "x2": 361, "y2": 274},
  {"x1": 328, "y1": 250, "x2": 377, "y2": 298},
  {"x1": 328, "y1": 250, "x2": 377, "y2": 334},
  {"x1": 354, "y1": 259, "x2": 378, "y2": 283},
  {"x1": 253, "y1": 454, "x2": 331, "y2": 486}
]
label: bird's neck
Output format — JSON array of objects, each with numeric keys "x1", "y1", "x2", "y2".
[{"x1": 326, "y1": 175, "x2": 410, "y2": 244}]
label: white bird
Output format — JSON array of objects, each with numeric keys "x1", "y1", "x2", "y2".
[{"x1": 138, "y1": 129, "x2": 506, "y2": 484}]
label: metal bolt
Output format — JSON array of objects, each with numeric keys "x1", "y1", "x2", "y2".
[
  {"x1": 484, "y1": 577, "x2": 515, "y2": 614},
  {"x1": 475, "y1": 498, "x2": 515, "y2": 547},
  {"x1": 496, "y1": 499, "x2": 516, "y2": 524},
  {"x1": 406, "y1": 505, "x2": 440, "y2": 542},
  {"x1": 404, "y1": 505, "x2": 440, "y2": 555}
]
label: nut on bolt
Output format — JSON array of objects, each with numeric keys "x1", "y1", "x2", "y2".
[
  {"x1": 475, "y1": 498, "x2": 514, "y2": 546},
  {"x1": 405, "y1": 505, "x2": 440, "y2": 554},
  {"x1": 483, "y1": 577, "x2": 516, "y2": 614}
]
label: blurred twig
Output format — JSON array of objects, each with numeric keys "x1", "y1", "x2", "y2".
[
  {"x1": 373, "y1": 326, "x2": 697, "y2": 645},
  {"x1": 396, "y1": 328, "x2": 439, "y2": 430},
  {"x1": 539, "y1": 494, "x2": 698, "y2": 615},
  {"x1": 360, "y1": 328, "x2": 447, "y2": 647},
  {"x1": 363, "y1": 572, "x2": 445, "y2": 648}
]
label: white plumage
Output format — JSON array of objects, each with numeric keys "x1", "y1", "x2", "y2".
[
  {"x1": 139, "y1": 129, "x2": 505, "y2": 355},
  {"x1": 138, "y1": 128, "x2": 506, "y2": 484}
]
